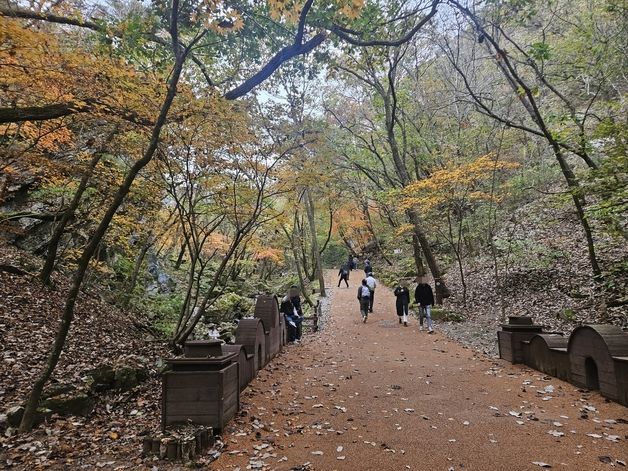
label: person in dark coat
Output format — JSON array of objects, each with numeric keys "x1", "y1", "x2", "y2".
[
  {"x1": 364, "y1": 259, "x2": 373, "y2": 276},
  {"x1": 394, "y1": 281, "x2": 410, "y2": 326},
  {"x1": 414, "y1": 278, "x2": 435, "y2": 333},
  {"x1": 357, "y1": 279, "x2": 371, "y2": 323},
  {"x1": 347, "y1": 255, "x2": 354, "y2": 271},
  {"x1": 280, "y1": 294, "x2": 299, "y2": 343},
  {"x1": 338, "y1": 264, "x2": 350, "y2": 287},
  {"x1": 283, "y1": 285, "x2": 303, "y2": 342}
]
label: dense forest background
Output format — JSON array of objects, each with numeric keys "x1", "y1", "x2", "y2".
[{"x1": 0, "y1": 0, "x2": 626, "y2": 465}]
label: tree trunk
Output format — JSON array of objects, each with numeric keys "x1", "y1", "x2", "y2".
[
  {"x1": 123, "y1": 239, "x2": 152, "y2": 307},
  {"x1": 407, "y1": 209, "x2": 450, "y2": 304},
  {"x1": 40, "y1": 149, "x2": 106, "y2": 285},
  {"x1": 174, "y1": 238, "x2": 187, "y2": 269},
  {"x1": 411, "y1": 233, "x2": 426, "y2": 277},
  {"x1": 284, "y1": 224, "x2": 314, "y2": 307},
  {"x1": 19, "y1": 54, "x2": 185, "y2": 433},
  {"x1": 304, "y1": 188, "x2": 326, "y2": 297}
]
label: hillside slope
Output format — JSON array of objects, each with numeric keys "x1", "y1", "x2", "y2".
[
  {"x1": 440, "y1": 195, "x2": 627, "y2": 355},
  {"x1": 0, "y1": 245, "x2": 169, "y2": 469}
]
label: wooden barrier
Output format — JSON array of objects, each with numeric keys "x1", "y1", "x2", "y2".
[
  {"x1": 301, "y1": 300, "x2": 321, "y2": 333},
  {"x1": 159, "y1": 293, "x2": 322, "y2": 457},
  {"x1": 254, "y1": 295, "x2": 281, "y2": 362},
  {"x1": 568, "y1": 325, "x2": 628, "y2": 405},
  {"x1": 523, "y1": 334, "x2": 570, "y2": 381},
  {"x1": 235, "y1": 318, "x2": 267, "y2": 373},
  {"x1": 162, "y1": 354, "x2": 239, "y2": 433},
  {"x1": 222, "y1": 344, "x2": 252, "y2": 392},
  {"x1": 499, "y1": 322, "x2": 628, "y2": 406},
  {"x1": 497, "y1": 316, "x2": 543, "y2": 363}
]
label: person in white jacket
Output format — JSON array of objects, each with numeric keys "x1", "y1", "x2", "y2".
[{"x1": 365, "y1": 273, "x2": 377, "y2": 313}]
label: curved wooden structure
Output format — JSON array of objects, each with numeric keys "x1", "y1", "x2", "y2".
[
  {"x1": 568, "y1": 325, "x2": 628, "y2": 404},
  {"x1": 524, "y1": 334, "x2": 570, "y2": 381},
  {"x1": 501, "y1": 321, "x2": 628, "y2": 406},
  {"x1": 161, "y1": 294, "x2": 309, "y2": 440},
  {"x1": 235, "y1": 318, "x2": 267, "y2": 373},
  {"x1": 223, "y1": 344, "x2": 252, "y2": 392},
  {"x1": 254, "y1": 295, "x2": 281, "y2": 362}
]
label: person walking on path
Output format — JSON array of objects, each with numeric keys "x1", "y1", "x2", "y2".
[
  {"x1": 365, "y1": 272, "x2": 377, "y2": 313},
  {"x1": 338, "y1": 264, "x2": 350, "y2": 288},
  {"x1": 352, "y1": 256, "x2": 358, "y2": 270},
  {"x1": 357, "y1": 279, "x2": 371, "y2": 323},
  {"x1": 394, "y1": 281, "x2": 410, "y2": 326},
  {"x1": 415, "y1": 277, "x2": 434, "y2": 333},
  {"x1": 364, "y1": 259, "x2": 373, "y2": 276}
]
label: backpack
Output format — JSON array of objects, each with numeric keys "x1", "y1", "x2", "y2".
[{"x1": 360, "y1": 285, "x2": 370, "y2": 298}]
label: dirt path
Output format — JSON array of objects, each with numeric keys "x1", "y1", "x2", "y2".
[{"x1": 212, "y1": 271, "x2": 627, "y2": 471}]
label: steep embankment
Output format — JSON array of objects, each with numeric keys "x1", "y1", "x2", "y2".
[{"x1": 0, "y1": 245, "x2": 169, "y2": 468}]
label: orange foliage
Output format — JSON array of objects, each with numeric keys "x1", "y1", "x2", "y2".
[{"x1": 401, "y1": 154, "x2": 520, "y2": 212}]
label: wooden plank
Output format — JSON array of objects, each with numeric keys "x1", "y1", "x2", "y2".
[
  {"x1": 165, "y1": 387, "x2": 222, "y2": 401},
  {"x1": 166, "y1": 401, "x2": 222, "y2": 415}
]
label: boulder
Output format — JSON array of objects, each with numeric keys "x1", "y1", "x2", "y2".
[
  {"x1": 6, "y1": 406, "x2": 24, "y2": 427},
  {"x1": 86, "y1": 364, "x2": 148, "y2": 392},
  {"x1": 40, "y1": 393, "x2": 95, "y2": 417},
  {"x1": 114, "y1": 366, "x2": 148, "y2": 391},
  {"x1": 43, "y1": 383, "x2": 76, "y2": 399}
]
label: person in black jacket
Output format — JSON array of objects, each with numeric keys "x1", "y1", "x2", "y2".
[
  {"x1": 280, "y1": 294, "x2": 298, "y2": 343},
  {"x1": 414, "y1": 278, "x2": 435, "y2": 333},
  {"x1": 338, "y1": 264, "x2": 350, "y2": 287},
  {"x1": 282, "y1": 286, "x2": 303, "y2": 343},
  {"x1": 394, "y1": 281, "x2": 410, "y2": 326},
  {"x1": 364, "y1": 259, "x2": 373, "y2": 276}
]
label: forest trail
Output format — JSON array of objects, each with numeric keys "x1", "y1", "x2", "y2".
[{"x1": 212, "y1": 271, "x2": 627, "y2": 471}]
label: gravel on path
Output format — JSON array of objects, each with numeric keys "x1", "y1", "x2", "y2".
[{"x1": 211, "y1": 271, "x2": 627, "y2": 471}]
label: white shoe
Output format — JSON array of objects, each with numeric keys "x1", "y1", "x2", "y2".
[
  {"x1": 428, "y1": 329, "x2": 434, "y2": 334},
  {"x1": 419, "y1": 326, "x2": 424, "y2": 331}
]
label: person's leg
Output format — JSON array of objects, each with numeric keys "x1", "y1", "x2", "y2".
[
  {"x1": 286, "y1": 317, "x2": 296, "y2": 342},
  {"x1": 402, "y1": 303, "x2": 408, "y2": 326},
  {"x1": 419, "y1": 306, "x2": 425, "y2": 330},
  {"x1": 344, "y1": 277, "x2": 349, "y2": 287},
  {"x1": 369, "y1": 290, "x2": 374, "y2": 312},
  {"x1": 360, "y1": 299, "x2": 369, "y2": 322},
  {"x1": 296, "y1": 317, "x2": 303, "y2": 340},
  {"x1": 338, "y1": 279, "x2": 341, "y2": 287},
  {"x1": 426, "y1": 305, "x2": 433, "y2": 332}
]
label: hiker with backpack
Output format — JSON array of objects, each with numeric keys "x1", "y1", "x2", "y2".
[
  {"x1": 357, "y1": 279, "x2": 371, "y2": 323},
  {"x1": 365, "y1": 272, "x2": 377, "y2": 313},
  {"x1": 415, "y1": 277, "x2": 435, "y2": 333},
  {"x1": 338, "y1": 264, "x2": 350, "y2": 288}
]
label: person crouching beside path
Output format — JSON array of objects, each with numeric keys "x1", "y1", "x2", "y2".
[
  {"x1": 414, "y1": 277, "x2": 435, "y2": 333},
  {"x1": 365, "y1": 272, "x2": 377, "y2": 313},
  {"x1": 394, "y1": 281, "x2": 410, "y2": 326},
  {"x1": 338, "y1": 264, "x2": 350, "y2": 288},
  {"x1": 357, "y1": 279, "x2": 371, "y2": 323}
]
